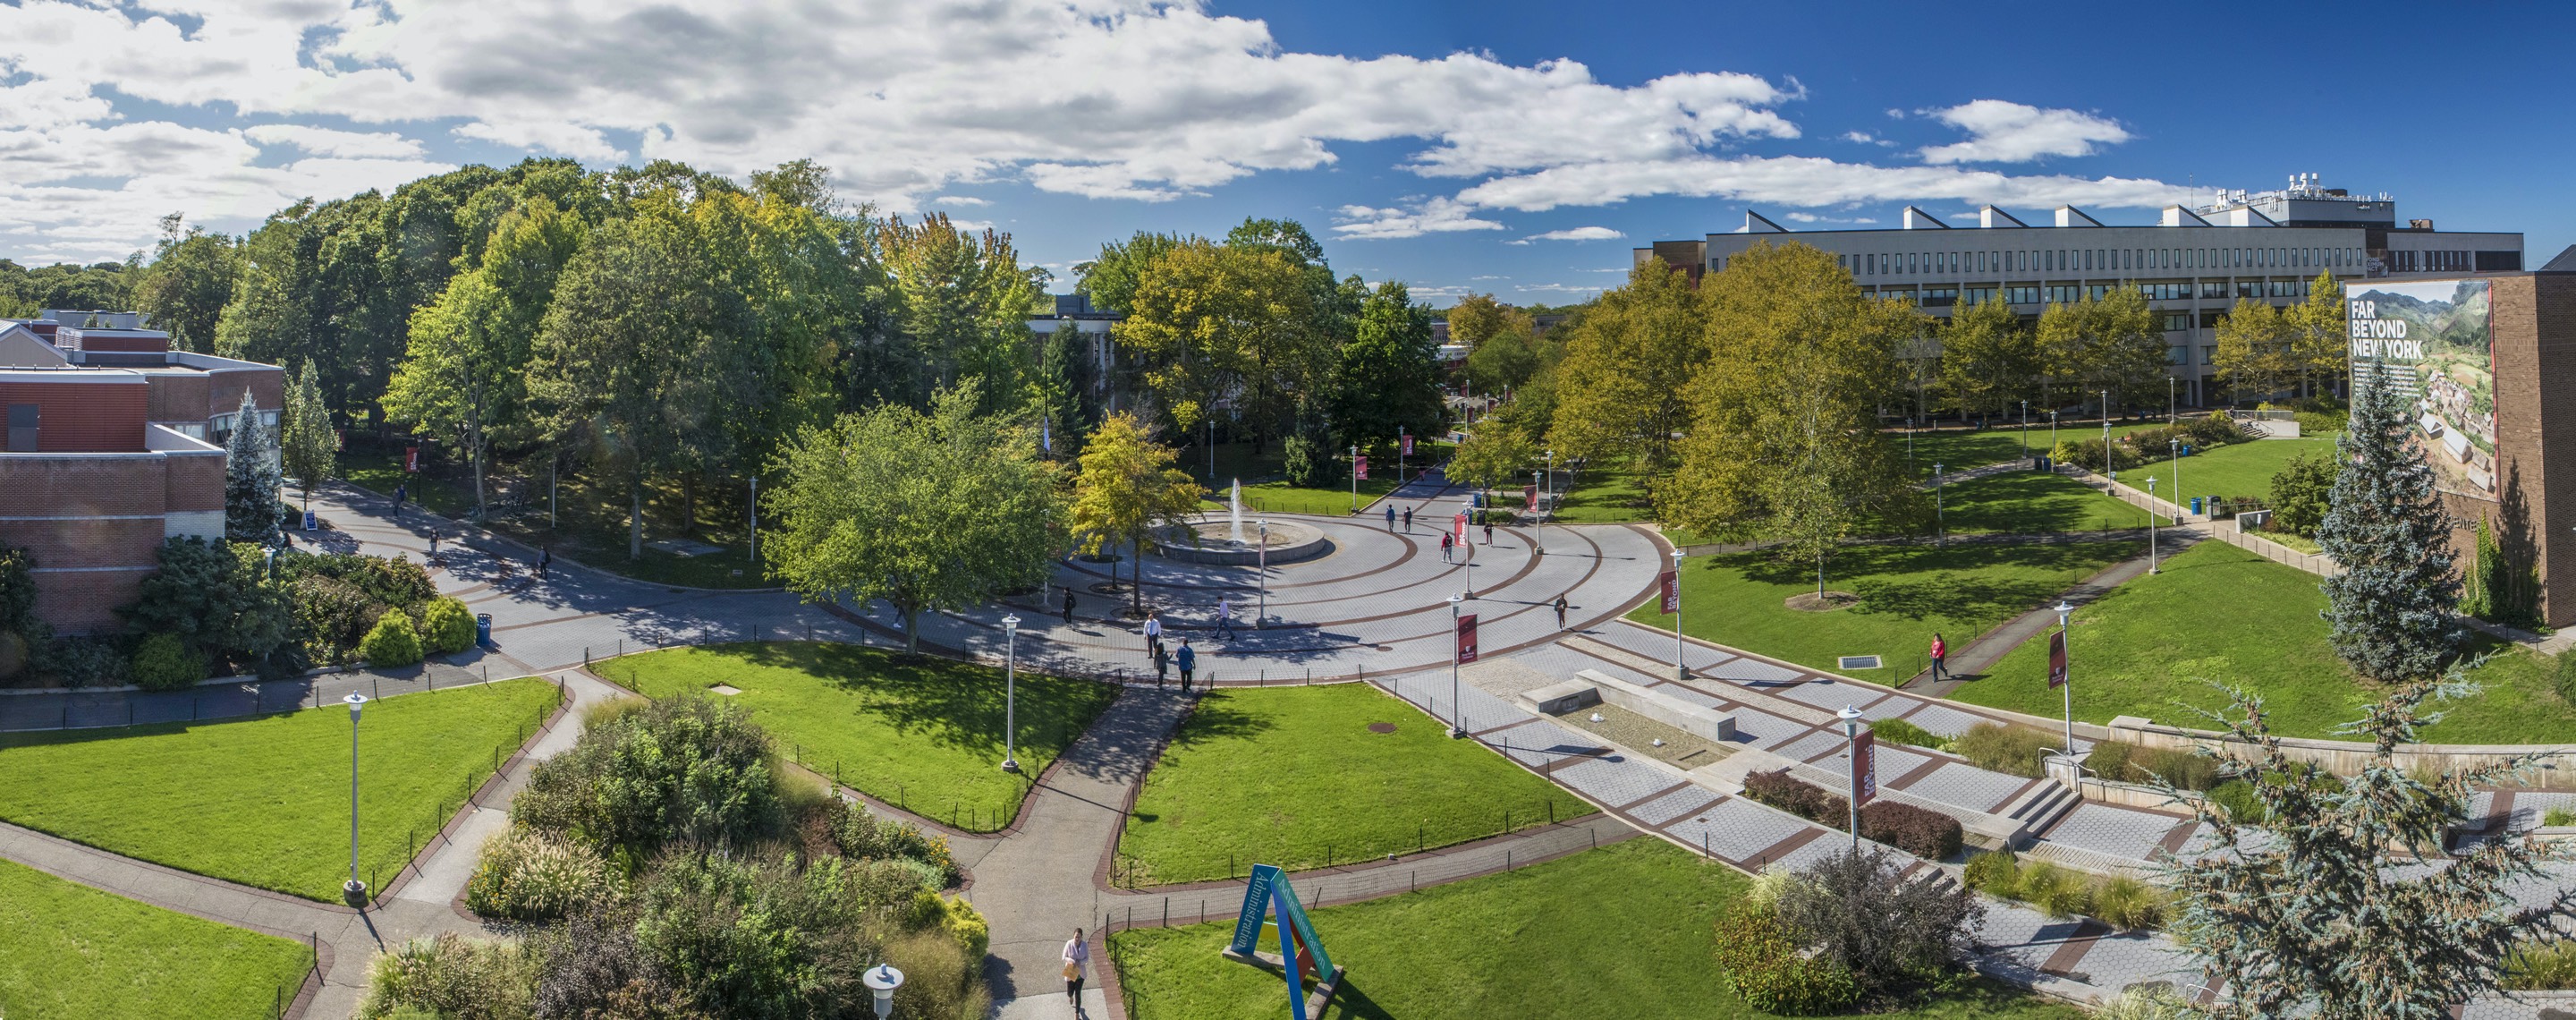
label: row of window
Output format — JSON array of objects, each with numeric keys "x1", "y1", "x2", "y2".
[
  {"x1": 1877, "y1": 279, "x2": 2311, "y2": 305},
  {"x1": 1792, "y1": 244, "x2": 2360, "y2": 279}
]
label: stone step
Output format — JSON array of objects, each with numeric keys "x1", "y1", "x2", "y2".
[{"x1": 2019, "y1": 837, "x2": 2157, "y2": 881}]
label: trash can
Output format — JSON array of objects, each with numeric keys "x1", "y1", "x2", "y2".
[
  {"x1": 302, "y1": 509, "x2": 318, "y2": 531},
  {"x1": 2190, "y1": 497, "x2": 2205, "y2": 515},
  {"x1": 476, "y1": 613, "x2": 493, "y2": 646},
  {"x1": 2182, "y1": 444, "x2": 2193, "y2": 456}
]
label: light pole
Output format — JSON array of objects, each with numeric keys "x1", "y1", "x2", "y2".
[
  {"x1": 1349, "y1": 444, "x2": 1360, "y2": 513},
  {"x1": 2100, "y1": 389, "x2": 2110, "y2": 453},
  {"x1": 1905, "y1": 417, "x2": 1915, "y2": 471},
  {"x1": 2146, "y1": 476, "x2": 2160, "y2": 574},
  {"x1": 1933, "y1": 463, "x2": 1944, "y2": 544},
  {"x1": 2049, "y1": 409, "x2": 2058, "y2": 450},
  {"x1": 1000, "y1": 616, "x2": 1021, "y2": 773},
  {"x1": 1256, "y1": 519, "x2": 1268, "y2": 627},
  {"x1": 1448, "y1": 592, "x2": 1467, "y2": 738},
  {"x1": 2167, "y1": 377, "x2": 2176, "y2": 424},
  {"x1": 2020, "y1": 400, "x2": 2029, "y2": 457},
  {"x1": 865, "y1": 963, "x2": 905, "y2": 1018},
  {"x1": 1671, "y1": 548, "x2": 1687, "y2": 682},
  {"x1": 2055, "y1": 599, "x2": 2075, "y2": 755},
  {"x1": 1837, "y1": 705, "x2": 1864, "y2": 851},
  {"x1": 1461, "y1": 499, "x2": 1475, "y2": 599},
  {"x1": 2169, "y1": 438, "x2": 2182, "y2": 520},
  {"x1": 343, "y1": 693, "x2": 368, "y2": 905}
]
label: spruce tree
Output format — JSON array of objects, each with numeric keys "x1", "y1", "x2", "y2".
[
  {"x1": 224, "y1": 389, "x2": 284, "y2": 546},
  {"x1": 2316, "y1": 365, "x2": 2459, "y2": 682}
]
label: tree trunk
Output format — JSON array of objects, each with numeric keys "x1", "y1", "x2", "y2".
[
  {"x1": 902, "y1": 604, "x2": 921, "y2": 654},
  {"x1": 1818, "y1": 554, "x2": 1826, "y2": 599},
  {"x1": 629, "y1": 468, "x2": 644, "y2": 560}
]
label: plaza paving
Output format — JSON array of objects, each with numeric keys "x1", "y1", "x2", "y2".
[{"x1": 2, "y1": 471, "x2": 2572, "y2": 1016}]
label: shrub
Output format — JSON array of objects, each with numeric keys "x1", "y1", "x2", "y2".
[
  {"x1": 831, "y1": 803, "x2": 961, "y2": 887},
  {"x1": 2207, "y1": 778, "x2": 2268, "y2": 825},
  {"x1": 2050, "y1": 438, "x2": 2138, "y2": 472},
  {"x1": 130, "y1": 633, "x2": 207, "y2": 691},
  {"x1": 2547, "y1": 807, "x2": 2576, "y2": 829},
  {"x1": 628, "y1": 852, "x2": 874, "y2": 1018},
  {"x1": 2269, "y1": 449, "x2": 2341, "y2": 538},
  {"x1": 2016, "y1": 861, "x2": 2092, "y2": 919},
  {"x1": 292, "y1": 574, "x2": 386, "y2": 662},
  {"x1": 464, "y1": 827, "x2": 620, "y2": 922},
  {"x1": 2093, "y1": 875, "x2": 2166, "y2": 931},
  {"x1": 1742, "y1": 769, "x2": 1846, "y2": 827},
  {"x1": 2294, "y1": 409, "x2": 2351, "y2": 437},
  {"x1": 1744, "y1": 866, "x2": 1805, "y2": 913},
  {"x1": 529, "y1": 908, "x2": 697, "y2": 1020},
  {"x1": 514, "y1": 696, "x2": 778, "y2": 863},
  {"x1": 2097, "y1": 985, "x2": 2193, "y2": 1019},
  {"x1": 2503, "y1": 939, "x2": 2576, "y2": 990},
  {"x1": 125, "y1": 537, "x2": 292, "y2": 670},
  {"x1": 360, "y1": 612, "x2": 423, "y2": 667},
  {"x1": 39, "y1": 636, "x2": 127, "y2": 688},
  {"x1": 900, "y1": 890, "x2": 990, "y2": 958},
  {"x1": 1858, "y1": 800, "x2": 1963, "y2": 861},
  {"x1": 1952, "y1": 722, "x2": 2061, "y2": 778},
  {"x1": 883, "y1": 929, "x2": 995, "y2": 1020},
  {"x1": 2555, "y1": 651, "x2": 2576, "y2": 706},
  {"x1": 1774, "y1": 846, "x2": 1982, "y2": 998},
  {"x1": 2084, "y1": 741, "x2": 2223, "y2": 791},
  {"x1": 1962, "y1": 851, "x2": 2020, "y2": 899},
  {"x1": 421, "y1": 598, "x2": 478, "y2": 655},
  {"x1": 1713, "y1": 904, "x2": 1860, "y2": 1016},
  {"x1": 358, "y1": 932, "x2": 537, "y2": 1020},
  {"x1": 1868, "y1": 717, "x2": 1945, "y2": 750},
  {"x1": 287, "y1": 551, "x2": 436, "y2": 608}
]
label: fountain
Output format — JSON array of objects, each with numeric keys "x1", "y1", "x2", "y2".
[{"x1": 1230, "y1": 478, "x2": 1243, "y2": 542}]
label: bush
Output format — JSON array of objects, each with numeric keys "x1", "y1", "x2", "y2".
[
  {"x1": 2050, "y1": 438, "x2": 2138, "y2": 472},
  {"x1": 1742, "y1": 769, "x2": 1846, "y2": 827},
  {"x1": 2504, "y1": 939, "x2": 2576, "y2": 990},
  {"x1": 1775, "y1": 846, "x2": 1982, "y2": 998},
  {"x1": 358, "y1": 932, "x2": 537, "y2": 1020},
  {"x1": 2016, "y1": 861, "x2": 2092, "y2": 919},
  {"x1": 2097, "y1": 986, "x2": 2193, "y2": 1019},
  {"x1": 360, "y1": 612, "x2": 423, "y2": 667},
  {"x1": 38, "y1": 635, "x2": 127, "y2": 688},
  {"x1": 2547, "y1": 807, "x2": 2576, "y2": 829},
  {"x1": 2207, "y1": 778, "x2": 2268, "y2": 825},
  {"x1": 421, "y1": 598, "x2": 478, "y2": 655},
  {"x1": 514, "y1": 696, "x2": 778, "y2": 863},
  {"x1": 830, "y1": 803, "x2": 961, "y2": 887},
  {"x1": 2083, "y1": 741, "x2": 2222, "y2": 791},
  {"x1": 292, "y1": 574, "x2": 386, "y2": 662},
  {"x1": 1858, "y1": 801, "x2": 1963, "y2": 861},
  {"x1": 2093, "y1": 875, "x2": 2167, "y2": 931},
  {"x1": 628, "y1": 852, "x2": 873, "y2": 1018},
  {"x1": 1952, "y1": 722, "x2": 2061, "y2": 778},
  {"x1": 1868, "y1": 717, "x2": 1945, "y2": 750},
  {"x1": 125, "y1": 537, "x2": 292, "y2": 671},
  {"x1": 130, "y1": 633, "x2": 207, "y2": 691},
  {"x1": 2269, "y1": 449, "x2": 2341, "y2": 538},
  {"x1": 465, "y1": 827, "x2": 620, "y2": 922},
  {"x1": 286, "y1": 551, "x2": 436, "y2": 608},
  {"x1": 2293, "y1": 409, "x2": 2351, "y2": 437},
  {"x1": 1962, "y1": 850, "x2": 2020, "y2": 899},
  {"x1": 2555, "y1": 652, "x2": 2576, "y2": 706},
  {"x1": 1713, "y1": 904, "x2": 1860, "y2": 1016},
  {"x1": 883, "y1": 929, "x2": 994, "y2": 1020}
]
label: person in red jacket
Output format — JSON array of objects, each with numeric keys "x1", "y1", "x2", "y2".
[{"x1": 1928, "y1": 633, "x2": 1950, "y2": 681}]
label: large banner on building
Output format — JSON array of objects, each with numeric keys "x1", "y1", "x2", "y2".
[{"x1": 2348, "y1": 277, "x2": 2496, "y2": 499}]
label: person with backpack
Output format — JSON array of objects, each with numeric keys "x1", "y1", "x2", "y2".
[
  {"x1": 1554, "y1": 593, "x2": 1569, "y2": 631},
  {"x1": 1061, "y1": 588, "x2": 1077, "y2": 625},
  {"x1": 1385, "y1": 504, "x2": 1396, "y2": 531},
  {"x1": 1441, "y1": 532, "x2": 1454, "y2": 563},
  {"x1": 1175, "y1": 639, "x2": 1198, "y2": 693}
]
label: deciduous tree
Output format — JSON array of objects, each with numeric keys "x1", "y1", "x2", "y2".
[
  {"x1": 1068, "y1": 412, "x2": 1205, "y2": 617},
  {"x1": 280, "y1": 360, "x2": 335, "y2": 511},
  {"x1": 1936, "y1": 294, "x2": 2034, "y2": 426},
  {"x1": 2213, "y1": 298, "x2": 2296, "y2": 407},
  {"x1": 130, "y1": 214, "x2": 238, "y2": 353},
  {"x1": 1334, "y1": 281, "x2": 1445, "y2": 452},
  {"x1": 1549, "y1": 261, "x2": 1705, "y2": 481}
]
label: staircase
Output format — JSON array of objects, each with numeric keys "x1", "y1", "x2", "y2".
[{"x1": 1996, "y1": 779, "x2": 2082, "y2": 848}]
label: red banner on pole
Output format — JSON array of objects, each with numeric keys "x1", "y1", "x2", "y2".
[
  {"x1": 1454, "y1": 512, "x2": 1469, "y2": 546},
  {"x1": 2046, "y1": 630, "x2": 2069, "y2": 690},
  {"x1": 1852, "y1": 728, "x2": 1877, "y2": 805},
  {"x1": 1353, "y1": 455, "x2": 1368, "y2": 481},
  {"x1": 1402, "y1": 434, "x2": 1415, "y2": 456},
  {"x1": 1523, "y1": 485, "x2": 1538, "y2": 511},
  {"x1": 1456, "y1": 614, "x2": 1479, "y2": 664},
  {"x1": 1658, "y1": 570, "x2": 1679, "y2": 615},
  {"x1": 404, "y1": 446, "x2": 420, "y2": 473}
]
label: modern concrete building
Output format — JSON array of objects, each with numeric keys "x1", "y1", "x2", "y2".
[
  {"x1": 0, "y1": 313, "x2": 284, "y2": 632},
  {"x1": 1636, "y1": 175, "x2": 2523, "y2": 407}
]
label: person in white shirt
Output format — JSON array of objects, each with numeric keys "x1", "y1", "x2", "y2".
[
  {"x1": 1063, "y1": 929, "x2": 1090, "y2": 1007},
  {"x1": 1216, "y1": 596, "x2": 1235, "y2": 639},
  {"x1": 1143, "y1": 612, "x2": 1163, "y2": 655}
]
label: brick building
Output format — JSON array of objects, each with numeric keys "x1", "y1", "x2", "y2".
[{"x1": 0, "y1": 313, "x2": 284, "y2": 633}]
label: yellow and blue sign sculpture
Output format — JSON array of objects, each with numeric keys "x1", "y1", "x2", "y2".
[{"x1": 1226, "y1": 863, "x2": 1343, "y2": 1018}]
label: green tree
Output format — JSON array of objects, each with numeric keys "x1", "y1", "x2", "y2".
[
  {"x1": 763, "y1": 383, "x2": 1066, "y2": 654},
  {"x1": 1463, "y1": 329, "x2": 1545, "y2": 396},
  {"x1": 1074, "y1": 231, "x2": 1191, "y2": 316},
  {"x1": 1446, "y1": 423, "x2": 1536, "y2": 497},
  {"x1": 2213, "y1": 298, "x2": 2298, "y2": 408},
  {"x1": 1334, "y1": 281, "x2": 1446, "y2": 452},
  {"x1": 1936, "y1": 293, "x2": 2035, "y2": 425},
  {"x1": 223, "y1": 390, "x2": 283, "y2": 546},
  {"x1": 2162, "y1": 675, "x2": 2576, "y2": 1019},
  {"x1": 2318, "y1": 369, "x2": 2462, "y2": 682},
  {"x1": 1550, "y1": 260, "x2": 1705, "y2": 481},
  {"x1": 1445, "y1": 293, "x2": 1531, "y2": 350},
  {"x1": 882, "y1": 213, "x2": 1047, "y2": 412},
  {"x1": 129, "y1": 214, "x2": 239, "y2": 353},
  {"x1": 1664, "y1": 242, "x2": 1923, "y2": 595},
  {"x1": 1112, "y1": 239, "x2": 1325, "y2": 456},
  {"x1": 2091, "y1": 285, "x2": 2171, "y2": 416},
  {"x1": 1029, "y1": 326, "x2": 1102, "y2": 459},
  {"x1": 279, "y1": 360, "x2": 335, "y2": 511},
  {"x1": 2267, "y1": 449, "x2": 2340, "y2": 538},
  {"x1": 2294, "y1": 271, "x2": 2349, "y2": 398},
  {"x1": 1068, "y1": 412, "x2": 1205, "y2": 617}
]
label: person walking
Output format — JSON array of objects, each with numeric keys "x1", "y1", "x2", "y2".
[
  {"x1": 537, "y1": 547, "x2": 552, "y2": 578},
  {"x1": 1216, "y1": 597, "x2": 1235, "y2": 639},
  {"x1": 1553, "y1": 593, "x2": 1569, "y2": 631},
  {"x1": 1061, "y1": 588, "x2": 1077, "y2": 625},
  {"x1": 1928, "y1": 633, "x2": 1950, "y2": 682},
  {"x1": 1175, "y1": 639, "x2": 1197, "y2": 692},
  {"x1": 1153, "y1": 642, "x2": 1170, "y2": 687},
  {"x1": 1441, "y1": 532, "x2": 1454, "y2": 564},
  {"x1": 393, "y1": 482, "x2": 407, "y2": 518},
  {"x1": 1385, "y1": 504, "x2": 1396, "y2": 531},
  {"x1": 428, "y1": 531, "x2": 440, "y2": 561},
  {"x1": 1483, "y1": 519, "x2": 1495, "y2": 546},
  {"x1": 1402, "y1": 506, "x2": 1413, "y2": 531},
  {"x1": 1063, "y1": 929, "x2": 1090, "y2": 1011},
  {"x1": 1143, "y1": 611, "x2": 1163, "y2": 656}
]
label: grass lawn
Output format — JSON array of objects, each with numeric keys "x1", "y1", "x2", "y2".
[
  {"x1": 1239, "y1": 477, "x2": 1404, "y2": 517},
  {"x1": 1952, "y1": 541, "x2": 2576, "y2": 743},
  {"x1": 0, "y1": 679, "x2": 560, "y2": 902},
  {"x1": 1631, "y1": 541, "x2": 2139, "y2": 684},
  {"x1": 1555, "y1": 466, "x2": 1654, "y2": 524},
  {"x1": 2117, "y1": 436, "x2": 2338, "y2": 505},
  {"x1": 1116, "y1": 684, "x2": 1594, "y2": 885},
  {"x1": 1894, "y1": 421, "x2": 2174, "y2": 480},
  {"x1": 608, "y1": 642, "x2": 1122, "y2": 831},
  {"x1": 0, "y1": 859, "x2": 317, "y2": 1020},
  {"x1": 1928, "y1": 470, "x2": 2153, "y2": 535},
  {"x1": 1110, "y1": 839, "x2": 2078, "y2": 1020}
]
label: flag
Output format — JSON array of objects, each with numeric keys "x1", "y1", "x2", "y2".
[
  {"x1": 1852, "y1": 729, "x2": 1877, "y2": 804},
  {"x1": 404, "y1": 446, "x2": 419, "y2": 473},
  {"x1": 1402, "y1": 434, "x2": 1415, "y2": 456},
  {"x1": 2047, "y1": 630, "x2": 2069, "y2": 689},
  {"x1": 1658, "y1": 570, "x2": 1679, "y2": 615},
  {"x1": 1354, "y1": 455, "x2": 1368, "y2": 481},
  {"x1": 1457, "y1": 613, "x2": 1479, "y2": 664}
]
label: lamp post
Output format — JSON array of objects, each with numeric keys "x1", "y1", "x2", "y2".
[
  {"x1": 2055, "y1": 600, "x2": 2075, "y2": 756},
  {"x1": 1671, "y1": 548, "x2": 1687, "y2": 682},
  {"x1": 1448, "y1": 592, "x2": 1467, "y2": 738},
  {"x1": 1256, "y1": 519, "x2": 1268, "y2": 627},
  {"x1": 2020, "y1": 400, "x2": 2029, "y2": 457},
  {"x1": 2168, "y1": 377, "x2": 2177, "y2": 424},
  {"x1": 1837, "y1": 705, "x2": 1864, "y2": 851},
  {"x1": 1933, "y1": 463, "x2": 1945, "y2": 544},
  {"x1": 2169, "y1": 438, "x2": 2182, "y2": 520},
  {"x1": 1349, "y1": 444, "x2": 1360, "y2": 513},
  {"x1": 1905, "y1": 417, "x2": 1915, "y2": 471},
  {"x1": 1461, "y1": 499, "x2": 1475, "y2": 599},
  {"x1": 2049, "y1": 409, "x2": 2058, "y2": 449},
  {"x1": 2146, "y1": 476, "x2": 2160, "y2": 574},
  {"x1": 865, "y1": 963, "x2": 905, "y2": 1019},
  {"x1": 1000, "y1": 616, "x2": 1021, "y2": 773},
  {"x1": 2100, "y1": 389, "x2": 2110, "y2": 452},
  {"x1": 343, "y1": 693, "x2": 368, "y2": 905}
]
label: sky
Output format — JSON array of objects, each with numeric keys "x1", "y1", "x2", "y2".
[{"x1": 4, "y1": 0, "x2": 2570, "y2": 306}]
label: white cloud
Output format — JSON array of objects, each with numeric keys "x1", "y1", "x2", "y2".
[
  {"x1": 1331, "y1": 198, "x2": 1506, "y2": 240},
  {"x1": 1918, "y1": 100, "x2": 2128, "y2": 165},
  {"x1": 927, "y1": 195, "x2": 993, "y2": 207},
  {"x1": 1508, "y1": 225, "x2": 1623, "y2": 244},
  {"x1": 1456, "y1": 154, "x2": 2188, "y2": 213},
  {"x1": 244, "y1": 124, "x2": 427, "y2": 159}
]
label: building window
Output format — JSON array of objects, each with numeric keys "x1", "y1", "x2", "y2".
[
  {"x1": 1922, "y1": 288, "x2": 1958, "y2": 307},
  {"x1": 2200, "y1": 310, "x2": 2227, "y2": 328},
  {"x1": 2238, "y1": 281, "x2": 2263, "y2": 299},
  {"x1": 2161, "y1": 313, "x2": 2191, "y2": 333},
  {"x1": 5, "y1": 404, "x2": 34, "y2": 453},
  {"x1": 1964, "y1": 286, "x2": 1996, "y2": 305},
  {"x1": 2046, "y1": 285, "x2": 2083, "y2": 304},
  {"x1": 2005, "y1": 285, "x2": 2041, "y2": 304},
  {"x1": 2168, "y1": 345, "x2": 2188, "y2": 365},
  {"x1": 2202, "y1": 345, "x2": 2218, "y2": 363}
]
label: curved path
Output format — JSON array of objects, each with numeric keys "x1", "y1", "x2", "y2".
[{"x1": 0, "y1": 470, "x2": 2565, "y2": 1018}]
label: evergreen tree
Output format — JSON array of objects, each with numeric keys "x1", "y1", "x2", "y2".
[
  {"x1": 2161, "y1": 675, "x2": 2576, "y2": 1018},
  {"x1": 2317, "y1": 365, "x2": 2461, "y2": 682},
  {"x1": 223, "y1": 390, "x2": 284, "y2": 546}
]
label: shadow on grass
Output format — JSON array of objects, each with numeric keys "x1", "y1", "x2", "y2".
[
  {"x1": 666, "y1": 641, "x2": 1110, "y2": 762},
  {"x1": 1733, "y1": 541, "x2": 2132, "y2": 622},
  {"x1": 1165, "y1": 692, "x2": 1278, "y2": 749}
]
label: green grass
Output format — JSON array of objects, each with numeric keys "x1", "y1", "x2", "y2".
[
  {"x1": 1554, "y1": 466, "x2": 1655, "y2": 524},
  {"x1": 0, "y1": 679, "x2": 560, "y2": 901},
  {"x1": 1953, "y1": 541, "x2": 2576, "y2": 742},
  {"x1": 1894, "y1": 421, "x2": 2174, "y2": 480},
  {"x1": 1109, "y1": 839, "x2": 2079, "y2": 1020},
  {"x1": 1629, "y1": 541, "x2": 2139, "y2": 683},
  {"x1": 1116, "y1": 684, "x2": 1594, "y2": 885},
  {"x1": 1238, "y1": 477, "x2": 1405, "y2": 517},
  {"x1": 608, "y1": 642, "x2": 1122, "y2": 831},
  {"x1": 2116, "y1": 436, "x2": 2338, "y2": 505},
  {"x1": 1929, "y1": 470, "x2": 2153, "y2": 535},
  {"x1": 0, "y1": 859, "x2": 318, "y2": 1020}
]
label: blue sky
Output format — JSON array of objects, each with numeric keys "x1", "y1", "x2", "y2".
[{"x1": 3, "y1": 0, "x2": 2565, "y2": 305}]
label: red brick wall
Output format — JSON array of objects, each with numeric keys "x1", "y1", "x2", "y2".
[
  {"x1": 2496, "y1": 274, "x2": 2576, "y2": 627},
  {"x1": 0, "y1": 455, "x2": 172, "y2": 633},
  {"x1": 165, "y1": 452, "x2": 223, "y2": 514},
  {"x1": 147, "y1": 372, "x2": 210, "y2": 423},
  {"x1": 209, "y1": 367, "x2": 284, "y2": 417},
  {"x1": 0, "y1": 380, "x2": 147, "y2": 452},
  {"x1": 0, "y1": 457, "x2": 164, "y2": 516}
]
